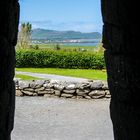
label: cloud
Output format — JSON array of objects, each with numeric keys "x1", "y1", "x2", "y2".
[{"x1": 20, "y1": 20, "x2": 102, "y2": 33}]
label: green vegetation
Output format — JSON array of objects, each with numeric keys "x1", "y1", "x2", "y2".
[
  {"x1": 30, "y1": 44, "x2": 98, "y2": 51},
  {"x1": 16, "y1": 68, "x2": 107, "y2": 80},
  {"x1": 16, "y1": 49, "x2": 105, "y2": 69},
  {"x1": 16, "y1": 30, "x2": 105, "y2": 80},
  {"x1": 15, "y1": 74, "x2": 42, "y2": 80}
]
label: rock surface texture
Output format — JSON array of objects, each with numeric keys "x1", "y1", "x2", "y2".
[
  {"x1": 0, "y1": 0, "x2": 19, "y2": 139},
  {"x1": 15, "y1": 80, "x2": 110, "y2": 99},
  {"x1": 101, "y1": 1, "x2": 140, "y2": 140}
]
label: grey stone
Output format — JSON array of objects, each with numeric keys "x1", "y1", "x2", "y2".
[
  {"x1": 105, "y1": 90, "x2": 110, "y2": 95},
  {"x1": 43, "y1": 83, "x2": 54, "y2": 89},
  {"x1": 106, "y1": 94, "x2": 111, "y2": 98},
  {"x1": 76, "y1": 96, "x2": 84, "y2": 99},
  {"x1": 33, "y1": 93, "x2": 38, "y2": 96},
  {"x1": 90, "y1": 81, "x2": 104, "y2": 90},
  {"x1": 44, "y1": 94, "x2": 51, "y2": 98},
  {"x1": 35, "y1": 80, "x2": 46, "y2": 88},
  {"x1": 76, "y1": 89, "x2": 90, "y2": 96},
  {"x1": 71, "y1": 96, "x2": 77, "y2": 99},
  {"x1": 37, "y1": 80, "x2": 46, "y2": 84},
  {"x1": 43, "y1": 83, "x2": 48, "y2": 88},
  {"x1": 30, "y1": 80, "x2": 45, "y2": 89},
  {"x1": 79, "y1": 83, "x2": 91, "y2": 89},
  {"x1": 44, "y1": 80, "x2": 50, "y2": 84},
  {"x1": 54, "y1": 84, "x2": 65, "y2": 91},
  {"x1": 35, "y1": 87, "x2": 45, "y2": 92},
  {"x1": 24, "y1": 88, "x2": 34, "y2": 92},
  {"x1": 16, "y1": 90, "x2": 23, "y2": 97},
  {"x1": 55, "y1": 90, "x2": 61, "y2": 96},
  {"x1": 105, "y1": 90, "x2": 111, "y2": 98},
  {"x1": 50, "y1": 79, "x2": 60, "y2": 84},
  {"x1": 29, "y1": 81, "x2": 36, "y2": 89},
  {"x1": 89, "y1": 90, "x2": 98, "y2": 96},
  {"x1": 65, "y1": 84, "x2": 76, "y2": 90},
  {"x1": 19, "y1": 81, "x2": 30, "y2": 89},
  {"x1": 89, "y1": 90, "x2": 105, "y2": 99},
  {"x1": 63, "y1": 90, "x2": 75, "y2": 94},
  {"x1": 38, "y1": 91, "x2": 49, "y2": 95},
  {"x1": 16, "y1": 86, "x2": 19, "y2": 90},
  {"x1": 14, "y1": 79, "x2": 19, "y2": 86},
  {"x1": 21, "y1": 90, "x2": 34, "y2": 96},
  {"x1": 102, "y1": 82, "x2": 109, "y2": 90},
  {"x1": 45, "y1": 89, "x2": 55, "y2": 94},
  {"x1": 61, "y1": 94, "x2": 73, "y2": 98},
  {"x1": 84, "y1": 95, "x2": 92, "y2": 99}
]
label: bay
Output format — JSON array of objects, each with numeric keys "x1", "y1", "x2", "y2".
[{"x1": 60, "y1": 42, "x2": 99, "y2": 47}]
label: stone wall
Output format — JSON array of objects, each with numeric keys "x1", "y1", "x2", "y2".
[{"x1": 15, "y1": 80, "x2": 110, "y2": 99}]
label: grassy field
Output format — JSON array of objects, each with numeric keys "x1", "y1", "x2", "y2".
[
  {"x1": 31, "y1": 44, "x2": 99, "y2": 52},
  {"x1": 16, "y1": 68, "x2": 107, "y2": 81}
]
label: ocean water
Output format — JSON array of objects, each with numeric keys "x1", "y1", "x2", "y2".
[{"x1": 61, "y1": 42, "x2": 99, "y2": 46}]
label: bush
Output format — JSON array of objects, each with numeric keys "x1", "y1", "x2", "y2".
[
  {"x1": 54, "y1": 44, "x2": 61, "y2": 50},
  {"x1": 16, "y1": 50, "x2": 105, "y2": 69},
  {"x1": 29, "y1": 45, "x2": 39, "y2": 50}
]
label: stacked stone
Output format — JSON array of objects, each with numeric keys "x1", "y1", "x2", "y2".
[{"x1": 15, "y1": 80, "x2": 110, "y2": 99}]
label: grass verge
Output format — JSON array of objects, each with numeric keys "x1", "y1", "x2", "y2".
[
  {"x1": 16, "y1": 68, "x2": 107, "y2": 81},
  {"x1": 15, "y1": 74, "x2": 42, "y2": 80}
]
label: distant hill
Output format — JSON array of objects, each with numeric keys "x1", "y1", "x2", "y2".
[{"x1": 31, "y1": 28, "x2": 102, "y2": 40}]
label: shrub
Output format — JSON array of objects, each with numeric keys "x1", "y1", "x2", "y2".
[
  {"x1": 54, "y1": 44, "x2": 61, "y2": 50},
  {"x1": 16, "y1": 50, "x2": 105, "y2": 69},
  {"x1": 29, "y1": 45, "x2": 39, "y2": 50}
]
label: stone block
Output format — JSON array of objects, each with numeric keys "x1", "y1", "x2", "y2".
[
  {"x1": 76, "y1": 89, "x2": 90, "y2": 96},
  {"x1": 19, "y1": 81, "x2": 30, "y2": 89},
  {"x1": 63, "y1": 90, "x2": 75, "y2": 94},
  {"x1": 16, "y1": 90, "x2": 23, "y2": 97},
  {"x1": 89, "y1": 90, "x2": 105, "y2": 99},
  {"x1": 90, "y1": 81, "x2": 104, "y2": 90},
  {"x1": 21, "y1": 90, "x2": 34, "y2": 96},
  {"x1": 61, "y1": 94, "x2": 73, "y2": 98}
]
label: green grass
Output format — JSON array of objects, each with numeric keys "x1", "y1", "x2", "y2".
[
  {"x1": 31, "y1": 44, "x2": 98, "y2": 51},
  {"x1": 16, "y1": 68, "x2": 107, "y2": 81},
  {"x1": 15, "y1": 74, "x2": 42, "y2": 80}
]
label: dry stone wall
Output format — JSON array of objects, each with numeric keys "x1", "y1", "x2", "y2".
[{"x1": 15, "y1": 80, "x2": 110, "y2": 99}]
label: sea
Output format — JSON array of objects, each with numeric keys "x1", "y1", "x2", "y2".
[
  {"x1": 61, "y1": 42, "x2": 99, "y2": 47},
  {"x1": 58, "y1": 39, "x2": 101, "y2": 47}
]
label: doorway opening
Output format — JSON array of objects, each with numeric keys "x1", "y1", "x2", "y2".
[{"x1": 15, "y1": 0, "x2": 106, "y2": 82}]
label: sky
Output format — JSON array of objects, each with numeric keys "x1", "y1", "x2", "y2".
[{"x1": 20, "y1": 0, "x2": 103, "y2": 33}]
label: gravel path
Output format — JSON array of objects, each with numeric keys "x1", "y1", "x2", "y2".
[
  {"x1": 12, "y1": 97, "x2": 114, "y2": 140},
  {"x1": 16, "y1": 71, "x2": 89, "y2": 82}
]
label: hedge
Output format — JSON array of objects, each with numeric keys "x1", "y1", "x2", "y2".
[{"x1": 16, "y1": 50, "x2": 105, "y2": 69}]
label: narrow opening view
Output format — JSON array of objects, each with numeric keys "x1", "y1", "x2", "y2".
[{"x1": 12, "y1": 0, "x2": 113, "y2": 140}]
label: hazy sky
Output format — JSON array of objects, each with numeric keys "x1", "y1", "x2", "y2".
[{"x1": 20, "y1": 0, "x2": 103, "y2": 32}]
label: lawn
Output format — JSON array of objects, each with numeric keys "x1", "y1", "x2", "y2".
[
  {"x1": 32, "y1": 44, "x2": 98, "y2": 51},
  {"x1": 15, "y1": 74, "x2": 42, "y2": 80},
  {"x1": 16, "y1": 68, "x2": 107, "y2": 81}
]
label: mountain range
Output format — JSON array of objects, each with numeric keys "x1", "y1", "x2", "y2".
[{"x1": 31, "y1": 28, "x2": 102, "y2": 40}]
